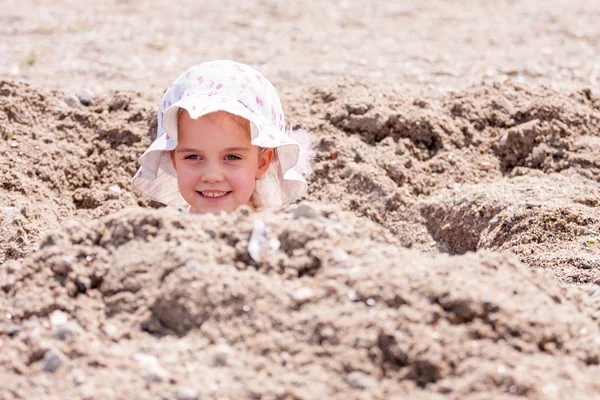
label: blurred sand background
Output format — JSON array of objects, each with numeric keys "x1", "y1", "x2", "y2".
[{"x1": 3, "y1": 0, "x2": 600, "y2": 93}]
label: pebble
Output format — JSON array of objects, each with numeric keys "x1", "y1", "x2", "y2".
[
  {"x1": 498, "y1": 134, "x2": 508, "y2": 146},
  {"x1": 1, "y1": 206, "x2": 22, "y2": 223},
  {"x1": 64, "y1": 95, "x2": 80, "y2": 107},
  {"x1": 135, "y1": 354, "x2": 170, "y2": 382},
  {"x1": 331, "y1": 248, "x2": 349, "y2": 263},
  {"x1": 525, "y1": 201, "x2": 542, "y2": 208},
  {"x1": 49, "y1": 310, "x2": 69, "y2": 327},
  {"x1": 71, "y1": 368, "x2": 87, "y2": 385},
  {"x1": 247, "y1": 219, "x2": 267, "y2": 261},
  {"x1": 291, "y1": 287, "x2": 314, "y2": 305},
  {"x1": 348, "y1": 290, "x2": 360, "y2": 302},
  {"x1": 213, "y1": 344, "x2": 232, "y2": 366},
  {"x1": 80, "y1": 383, "x2": 96, "y2": 400},
  {"x1": 52, "y1": 255, "x2": 73, "y2": 275},
  {"x1": 52, "y1": 321, "x2": 82, "y2": 340},
  {"x1": 340, "y1": 167, "x2": 353, "y2": 178},
  {"x1": 43, "y1": 348, "x2": 66, "y2": 373},
  {"x1": 103, "y1": 323, "x2": 119, "y2": 338},
  {"x1": 107, "y1": 185, "x2": 122, "y2": 199},
  {"x1": 1, "y1": 323, "x2": 21, "y2": 337},
  {"x1": 346, "y1": 371, "x2": 377, "y2": 390},
  {"x1": 269, "y1": 237, "x2": 281, "y2": 252},
  {"x1": 176, "y1": 387, "x2": 199, "y2": 400},
  {"x1": 292, "y1": 203, "x2": 319, "y2": 219},
  {"x1": 78, "y1": 89, "x2": 95, "y2": 106}
]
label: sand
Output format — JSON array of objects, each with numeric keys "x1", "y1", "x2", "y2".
[{"x1": 2, "y1": 1, "x2": 600, "y2": 399}]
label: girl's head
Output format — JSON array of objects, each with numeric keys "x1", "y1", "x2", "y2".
[
  {"x1": 132, "y1": 60, "x2": 311, "y2": 213},
  {"x1": 171, "y1": 109, "x2": 274, "y2": 214}
]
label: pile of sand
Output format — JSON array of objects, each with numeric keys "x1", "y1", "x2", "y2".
[
  {"x1": 2, "y1": 78, "x2": 600, "y2": 398},
  {"x1": 2, "y1": 206, "x2": 600, "y2": 399}
]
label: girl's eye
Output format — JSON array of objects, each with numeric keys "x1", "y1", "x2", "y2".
[
  {"x1": 184, "y1": 155, "x2": 201, "y2": 160},
  {"x1": 224, "y1": 155, "x2": 241, "y2": 161}
]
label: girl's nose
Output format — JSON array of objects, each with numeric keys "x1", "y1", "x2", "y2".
[{"x1": 201, "y1": 163, "x2": 224, "y2": 183}]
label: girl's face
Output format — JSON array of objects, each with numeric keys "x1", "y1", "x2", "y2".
[{"x1": 171, "y1": 110, "x2": 273, "y2": 214}]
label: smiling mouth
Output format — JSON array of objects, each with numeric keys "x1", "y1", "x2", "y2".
[{"x1": 198, "y1": 191, "x2": 231, "y2": 198}]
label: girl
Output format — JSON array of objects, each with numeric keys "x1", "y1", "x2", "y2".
[{"x1": 131, "y1": 60, "x2": 312, "y2": 214}]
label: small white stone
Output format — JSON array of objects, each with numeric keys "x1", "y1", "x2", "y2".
[
  {"x1": 52, "y1": 321, "x2": 82, "y2": 340},
  {"x1": 542, "y1": 384, "x2": 558, "y2": 394},
  {"x1": 213, "y1": 344, "x2": 232, "y2": 366},
  {"x1": 78, "y1": 89, "x2": 95, "y2": 106},
  {"x1": 292, "y1": 203, "x2": 319, "y2": 219},
  {"x1": 291, "y1": 287, "x2": 314, "y2": 304},
  {"x1": 135, "y1": 354, "x2": 170, "y2": 382},
  {"x1": 80, "y1": 383, "x2": 96, "y2": 400},
  {"x1": 49, "y1": 310, "x2": 69, "y2": 327},
  {"x1": 107, "y1": 185, "x2": 122, "y2": 199},
  {"x1": 103, "y1": 323, "x2": 118, "y2": 338},
  {"x1": 64, "y1": 95, "x2": 80, "y2": 107},
  {"x1": 176, "y1": 386, "x2": 199, "y2": 400},
  {"x1": 52, "y1": 256, "x2": 73, "y2": 275},
  {"x1": 269, "y1": 237, "x2": 280, "y2": 252},
  {"x1": 71, "y1": 368, "x2": 87, "y2": 385},
  {"x1": 1, "y1": 207, "x2": 22, "y2": 223},
  {"x1": 498, "y1": 134, "x2": 508, "y2": 146},
  {"x1": 346, "y1": 371, "x2": 377, "y2": 390},
  {"x1": 331, "y1": 248, "x2": 349, "y2": 263},
  {"x1": 248, "y1": 219, "x2": 267, "y2": 261}
]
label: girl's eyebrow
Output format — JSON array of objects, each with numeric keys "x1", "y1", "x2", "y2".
[
  {"x1": 175, "y1": 147, "x2": 200, "y2": 153},
  {"x1": 223, "y1": 147, "x2": 251, "y2": 152},
  {"x1": 175, "y1": 147, "x2": 251, "y2": 153}
]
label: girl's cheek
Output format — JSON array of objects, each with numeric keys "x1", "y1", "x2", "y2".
[{"x1": 178, "y1": 168, "x2": 199, "y2": 184}]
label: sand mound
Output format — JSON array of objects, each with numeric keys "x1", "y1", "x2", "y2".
[
  {"x1": 3, "y1": 78, "x2": 600, "y2": 398},
  {"x1": 0, "y1": 80, "x2": 158, "y2": 261},
  {"x1": 420, "y1": 174, "x2": 600, "y2": 282},
  {"x1": 2, "y1": 205, "x2": 600, "y2": 399},
  {"x1": 288, "y1": 80, "x2": 600, "y2": 260}
]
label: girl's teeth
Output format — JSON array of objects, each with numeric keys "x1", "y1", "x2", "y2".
[{"x1": 202, "y1": 191, "x2": 227, "y2": 198}]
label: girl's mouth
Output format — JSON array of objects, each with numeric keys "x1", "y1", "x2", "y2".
[{"x1": 197, "y1": 191, "x2": 231, "y2": 199}]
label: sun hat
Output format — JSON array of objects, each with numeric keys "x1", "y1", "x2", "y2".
[{"x1": 131, "y1": 60, "x2": 312, "y2": 210}]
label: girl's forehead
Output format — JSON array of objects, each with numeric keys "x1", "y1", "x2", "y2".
[{"x1": 178, "y1": 111, "x2": 253, "y2": 147}]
